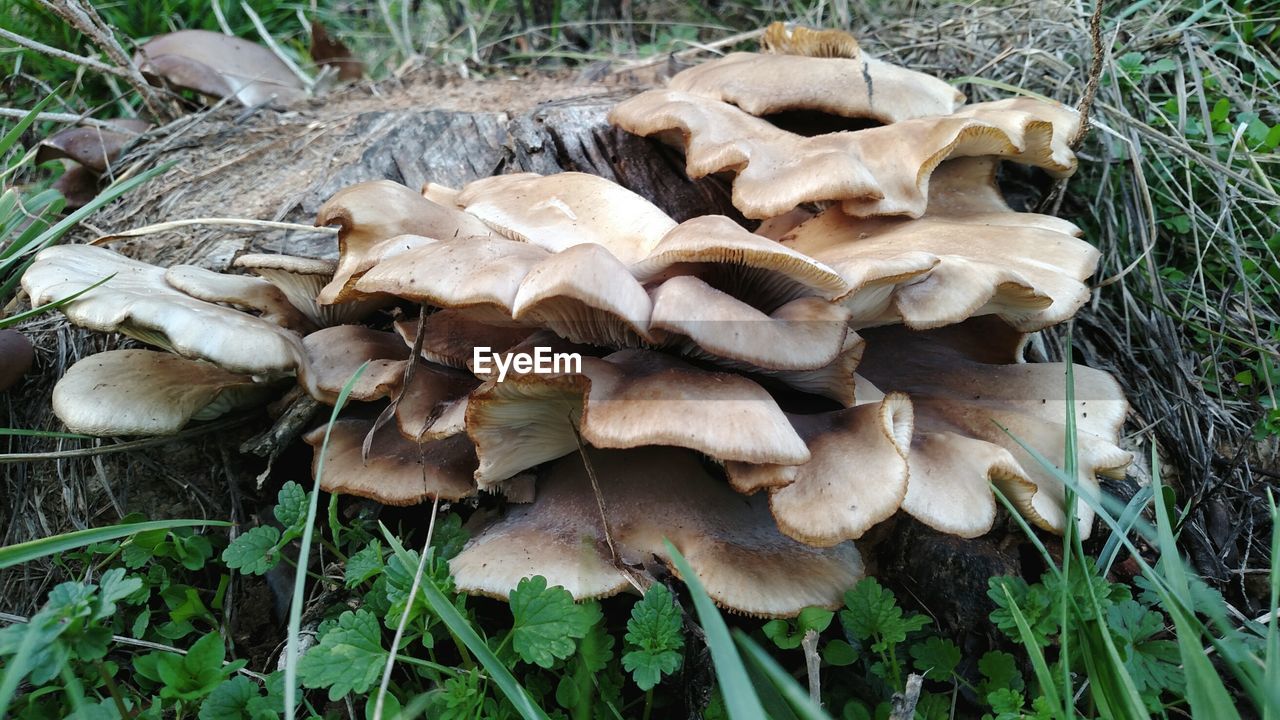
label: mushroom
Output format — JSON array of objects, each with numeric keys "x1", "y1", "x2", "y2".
[
  {"x1": 856, "y1": 318, "x2": 1132, "y2": 538},
  {"x1": 451, "y1": 446, "x2": 864, "y2": 617},
  {"x1": 134, "y1": 30, "x2": 306, "y2": 107},
  {"x1": 234, "y1": 253, "x2": 383, "y2": 327},
  {"x1": 759, "y1": 21, "x2": 861, "y2": 58},
  {"x1": 52, "y1": 349, "x2": 272, "y2": 435},
  {"x1": 21, "y1": 244, "x2": 304, "y2": 376},
  {"x1": 608, "y1": 91, "x2": 1080, "y2": 219},
  {"x1": 314, "y1": 180, "x2": 492, "y2": 304},
  {"x1": 36, "y1": 119, "x2": 151, "y2": 210},
  {"x1": 465, "y1": 348, "x2": 809, "y2": 487},
  {"x1": 163, "y1": 264, "x2": 314, "y2": 333},
  {"x1": 305, "y1": 416, "x2": 476, "y2": 506},
  {"x1": 0, "y1": 330, "x2": 34, "y2": 393},
  {"x1": 780, "y1": 158, "x2": 1100, "y2": 330},
  {"x1": 725, "y1": 392, "x2": 913, "y2": 545},
  {"x1": 392, "y1": 310, "x2": 531, "y2": 369}
]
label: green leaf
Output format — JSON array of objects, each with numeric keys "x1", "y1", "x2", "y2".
[
  {"x1": 988, "y1": 577, "x2": 1056, "y2": 646},
  {"x1": 840, "y1": 578, "x2": 929, "y2": 653},
  {"x1": 1211, "y1": 97, "x2": 1232, "y2": 122},
  {"x1": 297, "y1": 609, "x2": 387, "y2": 701},
  {"x1": 273, "y1": 482, "x2": 307, "y2": 534},
  {"x1": 222, "y1": 526, "x2": 282, "y2": 575},
  {"x1": 622, "y1": 584, "x2": 684, "y2": 690},
  {"x1": 764, "y1": 607, "x2": 833, "y2": 650},
  {"x1": 344, "y1": 540, "x2": 384, "y2": 588},
  {"x1": 0, "y1": 519, "x2": 231, "y2": 569},
  {"x1": 509, "y1": 576, "x2": 595, "y2": 668},
  {"x1": 1107, "y1": 600, "x2": 1181, "y2": 696},
  {"x1": 977, "y1": 650, "x2": 1023, "y2": 696},
  {"x1": 987, "y1": 688, "x2": 1025, "y2": 715},
  {"x1": 823, "y1": 639, "x2": 857, "y2": 667},
  {"x1": 200, "y1": 676, "x2": 258, "y2": 720},
  {"x1": 909, "y1": 637, "x2": 961, "y2": 679}
]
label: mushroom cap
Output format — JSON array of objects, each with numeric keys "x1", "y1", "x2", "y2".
[
  {"x1": 299, "y1": 325, "x2": 410, "y2": 404},
  {"x1": 511, "y1": 243, "x2": 654, "y2": 347},
  {"x1": 234, "y1": 253, "x2": 382, "y2": 328},
  {"x1": 608, "y1": 92, "x2": 1079, "y2": 219},
  {"x1": 451, "y1": 446, "x2": 864, "y2": 617},
  {"x1": 353, "y1": 235, "x2": 548, "y2": 322},
  {"x1": 21, "y1": 245, "x2": 303, "y2": 376},
  {"x1": 315, "y1": 180, "x2": 492, "y2": 304},
  {"x1": 393, "y1": 311, "x2": 532, "y2": 369},
  {"x1": 725, "y1": 392, "x2": 913, "y2": 545},
  {"x1": 781, "y1": 158, "x2": 1100, "y2": 331},
  {"x1": 0, "y1": 330, "x2": 35, "y2": 393},
  {"x1": 760, "y1": 21, "x2": 861, "y2": 58},
  {"x1": 134, "y1": 29, "x2": 305, "y2": 107},
  {"x1": 52, "y1": 349, "x2": 270, "y2": 435},
  {"x1": 304, "y1": 416, "x2": 476, "y2": 506},
  {"x1": 649, "y1": 275, "x2": 851, "y2": 371},
  {"x1": 35, "y1": 119, "x2": 150, "y2": 174},
  {"x1": 669, "y1": 52, "x2": 965, "y2": 125},
  {"x1": 455, "y1": 172, "x2": 678, "y2": 266},
  {"x1": 858, "y1": 320, "x2": 1132, "y2": 538},
  {"x1": 465, "y1": 348, "x2": 809, "y2": 487},
  {"x1": 163, "y1": 264, "x2": 314, "y2": 333}
]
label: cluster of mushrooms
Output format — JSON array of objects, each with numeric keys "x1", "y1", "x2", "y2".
[{"x1": 22, "y1": 25, "x2": 1132, "y2": 618}]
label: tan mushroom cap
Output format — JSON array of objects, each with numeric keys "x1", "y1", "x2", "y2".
[
  {"x1": 649, "y1": 275, "x2": 852, "y2": 371},
  {"x1": 465, "y1": 348, "x2": 809, "y2": 487},
  {"x1": 781, "y1": 158, "x2": 1100, "y2": 331},
  {"x1": 858, "y1": 321, "x2": 1132, "y2": 538},
  {"x1": 512, "y1": 243, "x2": 654, "y2": 347},
  {"x1": 315, "y1": 180, "x2": 492, "y2": 304},
  {"x1": 631, "y1": 214, "x2": 849, "y2": 303},
  {"x1": 353, "y1": 236, "x2": 548, "y2": 322},
  {"x1": 163, "y1": 265, "x2": 314, "y2": 333},
  {"x1": 134, "y1": 30, "x2": 305, "y2": 107},
  {"x1": 393, "y1": 311, "x2": 531, "y2": 369},
  {"x1": 35, "y1": 119, "x2": 150, "y2": 174},
  {"x1": 455, "y1": 172, "x2": 678, "y2": 266},
  {"x1": 304, "y1": 416, "x2": 476, "y2": 506},
  {"x1": 300, "y1": 325, "x2": 410, "y2": 404},
  {"x1": 669, "y1": 52, "x2": 965, "y2": 125},
  {"x1": 726, "y1": 393, "x2": 913, "y2": 545},
  {"x1": 452, "y1": 446, "x2": 864, "y2": 617},
  {"x1": 52, "y1": 349, "x2": 270, "y2": 436},
  {"x1": 608, "y1": 91, "x2": 1079, "y2": 219},
  {"x1": 760, "y1": 21, "x2": 861, "y2": 58},
  {"x1": 21, "y1": 245, "x2": 303, "y2": 376},
  {"x1": 234, "y1": 253, "x2": 382, "y2": 327}
]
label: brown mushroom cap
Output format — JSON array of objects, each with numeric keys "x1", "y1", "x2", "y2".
[
  {"x1": 234, "y1": 253, "x2": 382, "y2": 327},
  {"x1": 608, "y1": 91, "x2": 1079, "y2": 219},
  {"x1": 454, "y1": 172, "x2": 678, "y2": 266},
  {"x1": 52, "y1": 349, "x2": 271, "y2": 435},
  {"x1": 21, "y1": 245, "x2": 303, "y2": 376},
  {"x1": 392, "y1": 311, "x2": 532, "y2": 369},
  {"x1": 299, "y1": 325, "x2": 410, "y2": 404},
  {"x1": 35, "y1": 119, "x2": 151, "y2": 174},
  {"x1": 511, "y1": 243, "x2": 654, "y2": 347},
  {"x1": 451, "y1": 446, "x2": 864, "y2": 617},
  {"x1": 304, "y1": 416, "x2": 476, "y2": 506},
  {"x1": 669, "y1": 52, "x2": 965, "y2": 125},
  {"x1": 760, "y1": 22, "x2": 860, "y2": 58},
  {"x1": 315, "y1": 180, "x2": 492, "y2": 304},
  {"x1": 858, "y1": 320, "x2": 1132, "y2": 538},
  {"x1": 725, "y1": 393, "x2": 913, "y2": 545},
  {"x1": 134, "y1": 30, "x2": 305, "y2": 107},
  {"x1": 0, "y1": 330, "x2": 35, "y2": 393},
  {"x1": 465, "y1": 348, "x2": 809, "y2": 487},
  {"x1": 781, "y1": 158, "x2": 1100, "y2": 331}
]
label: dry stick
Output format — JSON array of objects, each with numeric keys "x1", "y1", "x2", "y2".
[
  {"x1": 0, "y1": 415, "x2": 248, "y2": 463},
  {"x1": 570, "y1": 426, "x2": 645, "y2": 593},
  {"x1": 801, "y1": 628, "x2": 822, "y2": 707},
  {"x1": 1037, "y1": 0, "x2": 1107, "y2": 215},
  {"x1": 0, "y1": 27, "x2": 133, "y2": 80},
  {"x1": 93, "y1": 217, "x2": 335, "y2": 244},
  {"x1": 0, "y1": 107, "x2": 132, "y2": 128},
  {"x1": 36, "y1": 0, "x2": 171, "y2": 121}
]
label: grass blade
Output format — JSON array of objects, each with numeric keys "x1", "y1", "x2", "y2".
[
  {"x1": 379, "y1": 524, "x2": 549, "y2": 720},
  {"x1": 0, "y1": 273, "x2": 114, "y2": 328},
  {"x1": 283, "y1": 361, "x2": 367, "y2": 720},
  {"x1": 663, "y1": 539, "x2": 767, "y2": 719},
  {"x1": 0, "y1": 518, "x2": 231, "y2": 569},
  {"x1": 734, "y1": 629, "x2": 832, "y2": 720},
  {"x1": 998, "y1": 581, "x2": 1065, "y2": 715},
  {"x1": 1264, "y1": 491, "x2": 1279, "y2": 720}
]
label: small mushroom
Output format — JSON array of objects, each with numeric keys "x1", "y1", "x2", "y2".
[
  {"x1": 36, "y1": 119, "x2": 151, "y2": 175},
  {"x1": 234, "y1": 253, "x2": 383, "y2": 327},
  {"x1": 134, "y1": 30, "x2": 306, "y2": 107},
  {"x1": 21, "y1": 245, "x2": 304, "y2": 376},
  {"x1": 314, "y1": 180, "x2": 492, "y2": 304},
  {"x1": 0, "y1": 330, "x2": 35, "y2": 393},
  {"x1": 163, "y1": 264, "x2": 314, "y2": 333},
  {"x1": 305, "y1": 416, "x2": 476, "y2": 506},
  {"x1": 52, "y1": 349, "x2": 271, "y2": 435},
  {"x1": 452, "y1": 446, "x2": 864, "y2": 617}
]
